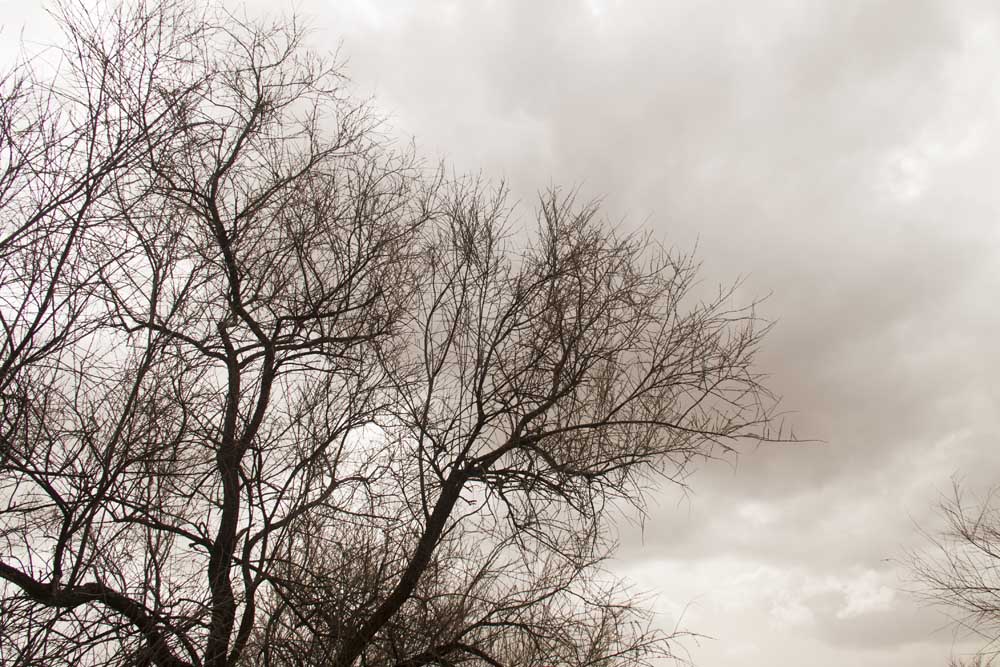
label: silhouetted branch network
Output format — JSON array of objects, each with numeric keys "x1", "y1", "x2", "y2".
[{"x1": 0, "y1": 2, "x2": 783, "y2": 665}]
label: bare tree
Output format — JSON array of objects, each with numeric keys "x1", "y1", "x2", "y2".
[
  {"x1": 0, "y1": 2, "x2": 780, "y2": 666},
  {"x1": 912, "y1": 484, "x2": 1000, "y2": 662}
]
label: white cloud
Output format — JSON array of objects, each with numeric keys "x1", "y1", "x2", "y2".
[{"x1": 836, "y1": 570, "x2": 897, "y2": 619}]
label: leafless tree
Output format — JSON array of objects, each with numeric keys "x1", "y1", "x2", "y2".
[
  {"x1": 912, "y1": 484, "x2": 1000, "y2": 662},
  {"x1": 0, "y1": 2, "x2": 780, "y2": 666}
]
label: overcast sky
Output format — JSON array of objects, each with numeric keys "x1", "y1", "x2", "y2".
[
  {"x1": 6, "y1": 1, "x2": 1000, "y2": 665},
  {"x1": 286, "y1": 4, "x2": 1000, "y2": 663}
]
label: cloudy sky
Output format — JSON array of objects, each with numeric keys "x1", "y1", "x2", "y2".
[
  {"x1": 285, "y1": 4, "x2": 1000, "y2": 663},
  {"x1": 6, "y1": 0, "x2": 1000, "y2": 665}
]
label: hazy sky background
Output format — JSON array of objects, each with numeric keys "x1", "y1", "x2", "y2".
[{"x1": 6, "y1": 1, "x2": 1000, "y2": 665}]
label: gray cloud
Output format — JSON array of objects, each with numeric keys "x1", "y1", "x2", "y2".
[
  {"x1": 11, "y1": 0, "x2": 1000, "y2": 663},
  {"x1": 279, "y1": 2, "x2": 1000, "y2": 664}
]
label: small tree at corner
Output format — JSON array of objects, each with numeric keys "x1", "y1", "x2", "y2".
[
  {"x1": 913, "y1": 484, "x2": 1000, "y2": 666},
  {"x1": 0, "y1": 2, "x2": 779, "y2": 665}
]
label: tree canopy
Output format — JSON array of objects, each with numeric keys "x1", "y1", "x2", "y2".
[{"x1": 0, "y1": 2, "x2": 778, "y2": 665}]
